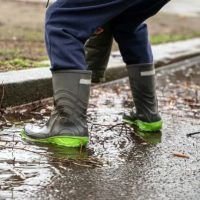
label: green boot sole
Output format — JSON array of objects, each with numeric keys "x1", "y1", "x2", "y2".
[
  {"x1": 123, "y1": 118, "x2": 163, "y2": 132},
  {"x1": 21, "y1": 130, "x2": 89, "y2": 148}
]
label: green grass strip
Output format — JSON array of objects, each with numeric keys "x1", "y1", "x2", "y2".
[{"x1": 150, "y1": 33, "x2": 200, "y2": 45}]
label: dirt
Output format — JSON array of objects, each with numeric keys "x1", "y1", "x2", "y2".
[
  {"x1": 148, "y1": 14, "x2": 200, "y2": 36},
  {"x1": 0, "y1": 0, "x2": 46, "y2": 71},
  {"x1": 0, "y1": 0, "x2": 200, "y2": 71}
]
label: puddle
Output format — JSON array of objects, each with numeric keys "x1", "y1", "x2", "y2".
[{"x1": 0, "y1": 62, "x2": 200, "y2": 199}]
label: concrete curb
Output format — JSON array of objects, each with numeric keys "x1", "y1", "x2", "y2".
[{"x1": 1, "y1": 38, "x2": 200, "y2": 107}]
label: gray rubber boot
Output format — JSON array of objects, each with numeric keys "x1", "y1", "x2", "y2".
[
  {"x1": 22, "y1": 70, "x2": 92, "y2": 147},
  {"x1": 123, "y1": 64, "x2": 162, "y2": 132}
]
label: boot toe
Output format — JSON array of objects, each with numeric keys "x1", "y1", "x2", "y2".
[{"x1": 24, "y1": 124, "x2": 43, "y2": 139}]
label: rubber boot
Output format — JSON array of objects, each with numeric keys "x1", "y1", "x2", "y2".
[
  {"x1": 21, "y1": 70, "x2": 92, "y2": 147},
  {"x1": 85, "y1": 22, "x2": 113, "y2": 83},
  {"x1": 123, "y1": 64, "x2": 162, "y2": 132}
]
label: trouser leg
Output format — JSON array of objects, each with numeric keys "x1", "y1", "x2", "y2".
[
  {"x1": 45, "y1": 0, "x2": 169, "y2": 70},
  {"x1": 113, "y1": 22, "x2": 153, "y2": 64},
  {"x1": 112, "y1": 0, "x2": 169, "y2": 64}
]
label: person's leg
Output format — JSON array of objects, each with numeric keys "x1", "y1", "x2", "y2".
[
  {"x1": 112, "y1": 0, "x2": 170, "y2": 64},
  {"x1": 44, "y1": 0, "x2": 169, "y2": 70},
  {"x1": 23, "y1": 0, "x2": 137, "y2": 147},
  {"x1": 85, "y1": 22, "x2": 113, "y2": 83},
  {"x1": 23, "y1": 0, "x2": 170, "y2": 146},
  {"x1": 112, "y1": 4, "x2": 167, "y2": 131},
  {"x1": 113, "y1": 22, "x2": 153, "y2": 64}
]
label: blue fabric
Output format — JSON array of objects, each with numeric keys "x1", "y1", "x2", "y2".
[
  {"x1": 113, "y1": 22, "x2": 153, "y2": 64},
  {"x1": 45, "y1": 0, "x2": 169, "y2": 70}
]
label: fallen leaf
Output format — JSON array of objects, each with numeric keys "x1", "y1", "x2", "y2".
[{"x1": 173, "y1": 152, "x2": 190, "y2": 159}]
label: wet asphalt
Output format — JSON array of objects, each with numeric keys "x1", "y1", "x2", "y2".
[{"x1": 0, "y1": 61, "x2": 200, "y2": 200}]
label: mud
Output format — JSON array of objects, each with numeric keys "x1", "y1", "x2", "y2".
[{"x1": 0, "y1": 62, "x2": 200, "y2": 200}]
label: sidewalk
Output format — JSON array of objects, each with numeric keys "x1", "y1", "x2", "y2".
[
  {"x1": 1, "y1": 39, "x2": 200, "y2": 107},
  {"x1": 162, "y1": 0, "x2": 200, "y2": 17}
]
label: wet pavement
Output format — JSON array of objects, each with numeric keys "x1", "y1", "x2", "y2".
[{"x1": 1, "y1": 61, "x2": 200, "y2": 199}]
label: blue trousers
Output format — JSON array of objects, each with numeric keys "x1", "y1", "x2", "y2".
[{"x1": 45, "y1": 0, "x2": 169, "y2": 70}]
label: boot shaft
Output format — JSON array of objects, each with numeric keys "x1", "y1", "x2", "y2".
[
  {"x1": 127, "y1": 64, "x2": 161, "y2": 122},
  {"x1": 51, "y1": 70, "x2": 92, "y2": 137},
  {"x1": 52, "y1": 70, "x2": 92, "y2": 114}
]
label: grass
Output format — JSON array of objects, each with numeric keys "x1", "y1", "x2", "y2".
[
  {"x1": 0, "y1": 47, "x2": 48, "y2": 71},
  {"x1": 1, "y1": 30, "x2": 200, "y2": 71},
  {"x1": 0, "y1": 58, "x2": 49, "y2": 69},
  {"x1": 0, "y1": 27, "x2": 44, "y2": 42},
  {"x1": 0, "y1": 49, "x2": 21, "y2": 59},
  {"x1": 150, "y1": 32, "x2": 200, "y2": 44},
  {"x1": 18, "y1": 29, "x2": 44, "y2": 42}
]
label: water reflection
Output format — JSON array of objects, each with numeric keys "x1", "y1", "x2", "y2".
[{"x1": 132, "y1": 129, "x2": 162, "y2": 144}]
